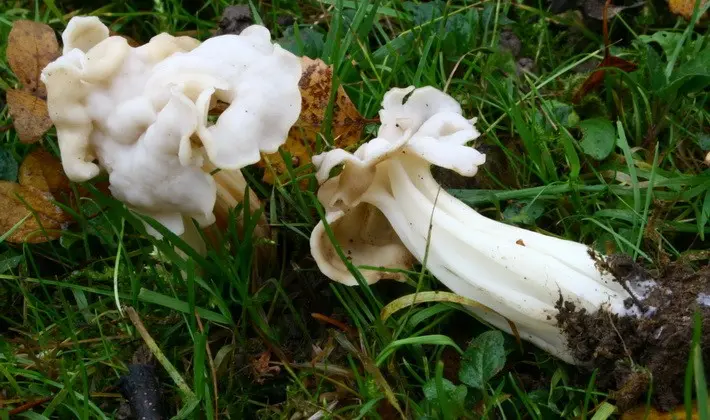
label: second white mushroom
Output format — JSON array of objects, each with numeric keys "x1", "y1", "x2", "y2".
[{"x1": 310, "y1": 86, "x2": 641, "y2": 363}]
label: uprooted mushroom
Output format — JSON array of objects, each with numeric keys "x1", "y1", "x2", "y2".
[
  {"x1": 310, "y1": 85, "x2": 710, "y2": 409},
  {"x1": 309, "y1": 86, "x2": 681, "y2": 363},
  {"x1": 41, "y1": 16, "x2": 302, "y2": 248}
]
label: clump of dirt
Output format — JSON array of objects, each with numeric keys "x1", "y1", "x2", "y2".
[{"x1": 556, "y1": 254, "x2": 710, "y2": 411}]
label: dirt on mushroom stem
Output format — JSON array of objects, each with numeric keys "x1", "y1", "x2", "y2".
[{"x1": 556, "y1": 254, "x2": 710, "y2": 412}]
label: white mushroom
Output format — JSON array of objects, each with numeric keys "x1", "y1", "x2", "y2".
[
  {"x1": 41, "y1": 16, "x2": 302, "y2": 241},
  {"x1": 310, "y1": 86, "x2": 636, "y2": 363}
]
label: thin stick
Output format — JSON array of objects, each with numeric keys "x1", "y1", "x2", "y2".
[
  {"x1": 124, "y1": 306, "x2": 195, "y2": 399},
  {"x1": 311, "y1": 313, "x2": 354, "y2": 334},
  {"x1": 195, "y1": 311, "x2": 219, "y2": 420},
  {"x1": 8, "y1": 397, "x2": 52, "y2": 415}
]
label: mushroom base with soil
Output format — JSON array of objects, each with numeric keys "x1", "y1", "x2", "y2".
[{"x1": 557, "y1": 256, "x2": 710, "y2": 411}]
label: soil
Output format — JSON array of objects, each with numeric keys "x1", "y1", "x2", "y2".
[
  {"x1": 215, "y1": 5, "x2": 253, "y2": 36},
  {"x1": 556, "y1": 254, "x2": 710, "y2": 411}
]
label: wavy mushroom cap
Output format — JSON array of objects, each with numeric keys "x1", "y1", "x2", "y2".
[
  {"x1": 41, "y1": 16, "x2": 302, "y2": 236},
  {"x1": 310, "y1": 86, "x2": 485, "y2": 285}
]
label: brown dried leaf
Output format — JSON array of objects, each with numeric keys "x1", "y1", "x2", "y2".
[
  {"x1": 258, "y1": 57, "x2": 366, "y2": 185},
  {"x1": 0, "y1": 150, "x2": 74, "y2": 243},
  {"x1": 0, "y1": 182, "x2": 68, "y2": 243},
  {"x1": 19, "y1": 148, "x2": 71, "y2": 196},
  {"x1": 6, "y1": 20, "x2": 60, "y2": 144},
  {"x1": 7, "y1": 20, "x2": 60, "y2": 97},
  {"x1": 6, "y1": 89, "x2": 53, "y2": 144},
  {"x1": 249, "y1": 350, "x2": 280, "y2": 384}
]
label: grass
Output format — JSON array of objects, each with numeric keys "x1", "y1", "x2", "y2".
[{"x1": 0, "y1": 0, "x2": 709, "y2": 418}]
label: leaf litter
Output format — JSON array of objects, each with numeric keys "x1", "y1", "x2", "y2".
[
  {"x1": 0, "y1": 149, "x2": 74, "y2": 243},
  {"x1": 5, "y1": 20, "x2": 59, "y2": 144}
]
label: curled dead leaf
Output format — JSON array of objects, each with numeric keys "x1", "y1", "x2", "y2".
[
  {"x1": 257, "y1": 57, "x2": 366, "y2": 186},
  {"x1": 0, "y1": 149, "x2": 74, "y2": 243},
  {"x1": 5, "y1": 20, "x2": 60, "y2": 144},
  {"x1": 5, "y1": 89, "x2": 53, "y2": 144}
]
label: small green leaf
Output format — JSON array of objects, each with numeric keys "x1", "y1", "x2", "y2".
[
  {"x1": 403, "y1": 0, "x2": 443, "y2": 27},
  {"x1": 535, "y1": 100, "x2": 579, "y2": 129},
  {"x1": 441, "y1": 13, "x2": 474, "y2": 57},
  {"x1": 502, "y1": 200, "x2": 545, "y2": 226},
  {"x1": 0, "y1": 252, "x2": 22, "y2": 274},
  {"x1": 422, "y1": 378, "x2": 468, "y2": 406},
  {"x1": 645, "y1": 45, "x2": 667, "y2": 92},
  {"x1": 0, "y1": 149, "x2": 18, "y2": 182},
  {"x1": 277, "y1": 26, "x2": 325, "y2": 58},
  {"x1": 579, "y1": 117, "x2": 616, "y2": 160},
  {"x1": 458, "y1": 330, "x2": 506, "y2": 390},
  {"x1": 699, "y1": 134, "x2": 710, "y2": 151},
  {"x1": 639, "y1": 31, "x2": 684, "y2": 59},
  {"x1": 660, "y1": 46, "x2": 710, "y2": 98}
]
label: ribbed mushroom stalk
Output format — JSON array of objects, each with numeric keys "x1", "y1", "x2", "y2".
[{"x1": 310, "y1": 86, "x2": 635, "y2": 363}]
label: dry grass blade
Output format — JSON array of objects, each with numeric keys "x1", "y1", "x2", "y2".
[
  {"x1": 380, "y1": 291, "x2": 523, "y2": 350},
  {"x1": 124, "y1": 306, "x2": 196, "y2": 400}
]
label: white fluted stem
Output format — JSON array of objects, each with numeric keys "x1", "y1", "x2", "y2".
[{"x1": 355, "y1": 155, "x2": 630, "y2": 363}]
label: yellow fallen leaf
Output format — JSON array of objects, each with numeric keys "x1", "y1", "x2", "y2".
[
  {"x1": 19, "y1": 148, "x2": 71, "y2": 196},
  {"x1": 5, "y1": 20, "x2": 60, "y2": 144},
  {"x1": 667, "y1": 0, "x2": 708, "y2": 19},
  {"x1": 5, "y1": 89, "x2": 53, "y2": 144},
  {"x1": 0, "y1": 183, "x2": 69, "y2": 243},
  {"x1": 258, "y1": 57, "x2": 366, "y2": 185},
  {"x1": 0, "y1": 149, "x2": 74, "y2": 244},
  {"x1": 622, "y1": 404, "x2": 700, "y2": 420}
]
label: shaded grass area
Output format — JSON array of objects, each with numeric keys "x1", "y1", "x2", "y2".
[{"x1": 1, "y1": 0, "x2": 709, "y2": 418}]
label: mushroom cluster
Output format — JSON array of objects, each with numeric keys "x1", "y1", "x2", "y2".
[
  {"x1": 309, "y1": 86, "x2": 638, "y2": 363},
  {"x1": 41, "y1": 16, "x2": 301, "y2": 239},
  {"x1": 41, "y1": 17, "x2": 647, "y2": 364}
]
